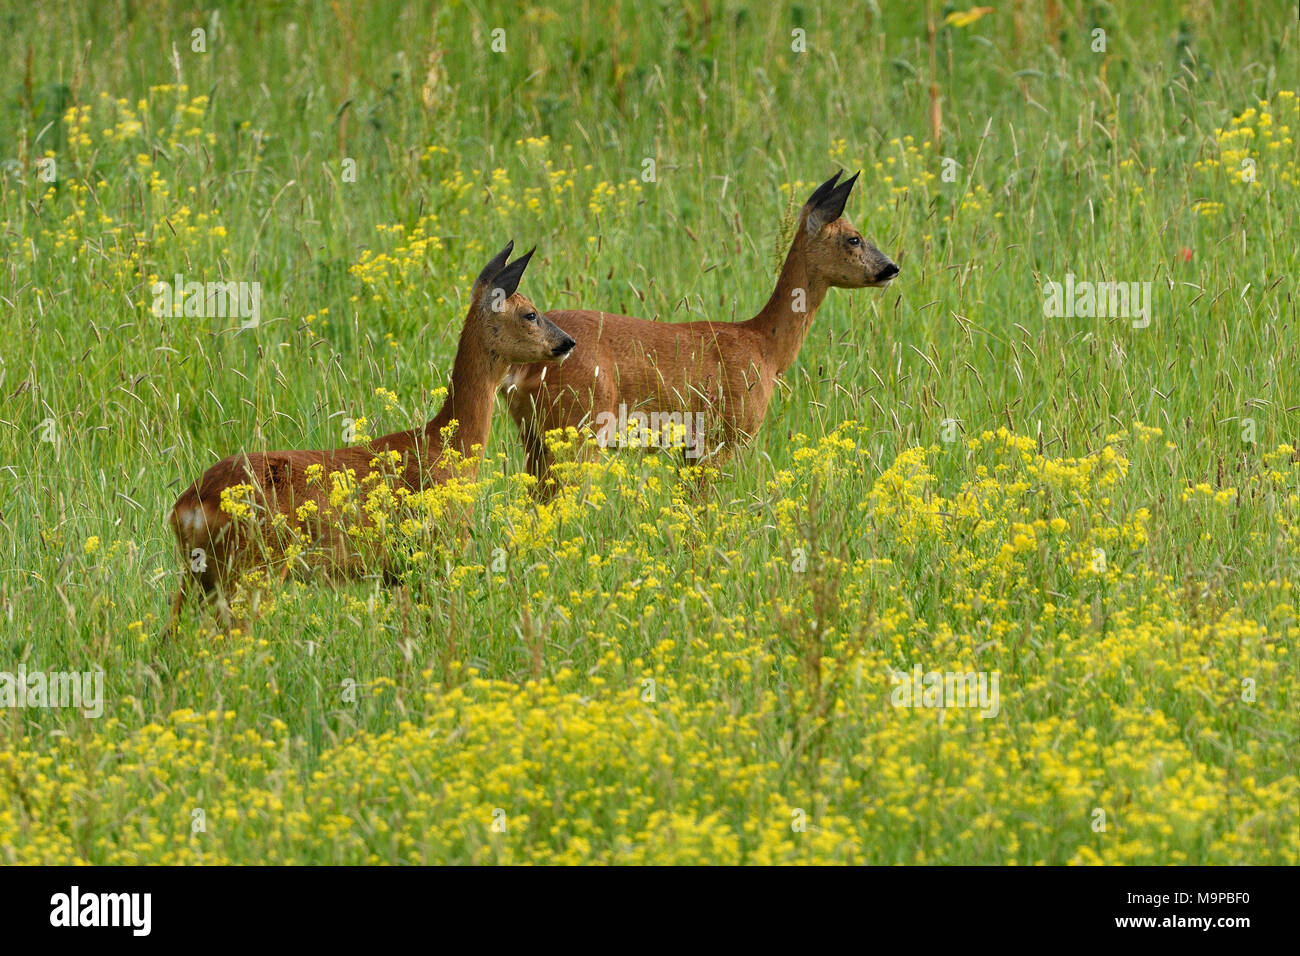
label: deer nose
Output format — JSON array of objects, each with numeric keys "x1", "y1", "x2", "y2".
[
  {"x1": 552, "y1": 335, "x2": 576, "y2": 357},
  {"x1": 878, "y1": 262, "x2": 900, "y2": 281}
]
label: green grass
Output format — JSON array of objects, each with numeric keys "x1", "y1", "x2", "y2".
[{"x1": 0, "y1": 0, "x2": 1296, "y2": 864}]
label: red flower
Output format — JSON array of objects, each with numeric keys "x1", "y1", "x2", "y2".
[{"x1": 1178, "y1": 247, "x2": 1193, "y2": 262}]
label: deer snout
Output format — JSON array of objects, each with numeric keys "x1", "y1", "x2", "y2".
[
  {"x1": 872, "y1": 260, "x2": 900, "y2": 286},
  {"x1": 543, "y1": 315, "x2": 576, "y2": 359},
  {"x1": 552, "y1": 333, "x2": 577, "y2": 358}
]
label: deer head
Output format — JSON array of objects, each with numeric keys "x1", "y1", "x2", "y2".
[
  {"x1": 469, "y1": 241, "x2": 576, "y2": 365},
  {"x1": 799, "y1": 171, "x2": 899, "y2": 288}
]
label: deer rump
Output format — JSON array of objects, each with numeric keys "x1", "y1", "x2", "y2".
[{"x1": 170, "y1": 445, "x2": 443, "y2": 592}]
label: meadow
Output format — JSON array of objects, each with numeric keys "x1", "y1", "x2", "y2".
[{"x1": 0, "y1": 0, "x2": 1297, "y2": 864}]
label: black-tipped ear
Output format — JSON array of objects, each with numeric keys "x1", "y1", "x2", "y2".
[
  {"x1": 475, "y1": 240, "x2": 515, "y2": 290},
  {"x1": 806, "y1": 171, "x2": 859, "y2": 234},
  {"x1": 818, "y1": 171, "x2": 859, "y2": 220},
  {"x1": 489, "y1": 246, "x2": 536, "y2": 301},
  {"x1": 804, "y1": 170, "x2": 842, "y2": 208}
]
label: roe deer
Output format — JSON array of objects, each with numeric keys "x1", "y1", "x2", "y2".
[
  {"x1": 168, "y1": 241, "x2": 575, "y2": 632},
  {"x1": 505, "y1": 171, "x2": 897, "y2": 487}
]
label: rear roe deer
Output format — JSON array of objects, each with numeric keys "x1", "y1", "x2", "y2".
[
  {"x1": 505, "y1": 171, "x2": 898, "y2": 488},
  {"x1": 168, "y1": 241, "x2": 575, "y2": 632}
]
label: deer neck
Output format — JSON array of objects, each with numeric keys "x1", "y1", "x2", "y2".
[
  {"x1": 366, "y1": 327, "x2": 502, "y2": 486},
  {"x1": 422, "y1": 327, "x2": 503, "y2": 468},
  {"x1": 747, "y1": 238, "x2": 829, "y2": 375}
]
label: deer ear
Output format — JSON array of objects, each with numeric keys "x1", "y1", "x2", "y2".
[
  {"x1": 475, "y1": 240, "x2": 515, "y2": 291},
  {"x1": 489, "y1": 246, "x2": 536, "y2": 302},
  {"x1": 805, "y1": 171, "x2": 859, "y2": 235},
  {"x1": 803, "y1": 171, "x2": 842, "y2": 210}
]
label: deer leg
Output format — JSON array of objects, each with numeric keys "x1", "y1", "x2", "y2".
[
  {"x1": 520, "y1": 420, "x2": 557, "y2": 500},
  {"x1": 681, "y1": 446, "x2": 721, "y2": 498},
  {"x1": 212, "y1": 589, "x2": 239, "y2": 634},
  {"x1": 167, "y1": 574, "x2": 191, "y2": 638},
  {"x1": 679, "y1": 412, "x2": 732, "y2": 493}
]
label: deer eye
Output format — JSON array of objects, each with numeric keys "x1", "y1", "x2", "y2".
[
  {"x1": 847, "y1": 236, "x2": 863, "y2": 247},
  {"x1": 524, "y1": 311, "x2": 539, "y2": 323}
]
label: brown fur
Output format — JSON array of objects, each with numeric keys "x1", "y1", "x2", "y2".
[
  {"x1": 167, "y1": 242, "x2": 574, "y2": 633},
  {"x1": 505, "y1": 172, "x2": 898, "y2": 485}
]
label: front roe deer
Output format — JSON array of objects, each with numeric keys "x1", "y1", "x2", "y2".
[
  {"x1": 505, "y1": 171, "x2": 898, "y2": 487},
  {"x1": 168, "y1": 241, "x2": 575, "y2": 632}
]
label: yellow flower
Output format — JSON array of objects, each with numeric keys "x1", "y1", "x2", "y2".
[{"x1": 945, "y1": 8, "x2": 995, "y2": 29}]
